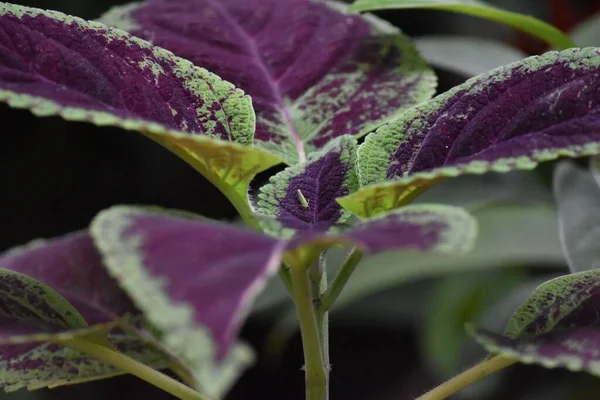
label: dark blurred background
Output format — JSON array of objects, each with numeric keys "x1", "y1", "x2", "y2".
[{"x1": 3, "y1": 1, "x2": 600, "y2": 399}]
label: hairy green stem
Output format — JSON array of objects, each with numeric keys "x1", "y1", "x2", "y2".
[
  {"x1": 56, "y1": 338, "x2": 208, "y2": 400},
  {"x1": 320, "y1": 248, "x2": 363, "y2": 311},
  {"x1": 290, "y1": 264, "x2": 328, "y2": 400},
  {"x1": 312, "y1": 254, "x2": 330, "y2": 371},
  {"x1": 417, "y1": 356, "x2": 517, "y2": 400}
]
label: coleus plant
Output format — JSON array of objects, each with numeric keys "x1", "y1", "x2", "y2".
[{"x1": 1, "y1": 0, "x2": 600, "y2": 399}]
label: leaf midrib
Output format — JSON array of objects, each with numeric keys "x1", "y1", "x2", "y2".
[{"x1": 208, "y1": 0, "x2": 306, "y2": 162}]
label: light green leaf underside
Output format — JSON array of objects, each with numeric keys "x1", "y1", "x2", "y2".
[
  {"x1": 146, "y1": 131, "x2": 281, "y2": 224},
  {"x1": 504, "y1": 269, "x2": 600, "y2": 339},
  {"x1": 0, "y1": 268, "x2": 87, "y2": 329},
  {"x1": 348, "y1": 0, "x2": 576, "y2": 50},
  {"x1": 89, "y1": 206, "x2": 254, "y2": 398}
]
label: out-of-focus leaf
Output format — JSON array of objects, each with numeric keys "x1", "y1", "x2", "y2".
[
  {"x1": 339, "y1": 48, "x2": 600, "y2": 217},
  {"x1": 571, "y1": 13, "x2": 600, "y2": 47},
  {"x1": 553, "y1": 161, "x2": 600, "y2": 273},
  {"x1": 348, "y1": 0, "x2": 575, "y2": 49},
  {"x1": 422, "y1": 269, "x2": 522, "y2": 376},
  {"x1": 414, "y1": 35, "x2": 526, "y2": 78},
  {"x1": 100, "y1": 0, "x2": 436, "y2": 165}
]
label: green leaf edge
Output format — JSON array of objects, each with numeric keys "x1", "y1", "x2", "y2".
[
  {"x1": 348, "y1": 0, "x2": 576, "y2": 50},
  {"x1": 89, "y1": 205, "x2": 255, "y2": 397}
]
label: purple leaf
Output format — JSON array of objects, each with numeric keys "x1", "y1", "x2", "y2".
[
  {"x1": 0, "y1": 3, "x2": 279, "y2": 218},
  {"x1": 0, "y1": 232, "x2": 136, "y2": 324},
  {"x1": 469, "y1": 325, "x2": 600, "y2": 378},
  {"x1": 256, "y1": 136, "x2": 358, "y2": 234},
  {"x1": 99, "y1": 0, "x2": 436, "y2": 165},
  {"x1": 340, "y1": 47, "x2": 600, "y2": 217}
]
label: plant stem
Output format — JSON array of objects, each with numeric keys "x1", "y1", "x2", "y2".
[
  {"x1": 417, "y1": 356, "x2": 517, "y2": 400},
  {"x1": 314, "y1": 254, "x2": 330, "y2": 371},
  {"x1": 290, "y1": 264, "x2": 328, "y2": 400},
  {"x1": 57, "y1": 337, "x2": 208, "y2": 400},
  {"x1": 320, "y1": 248, "x2": 363, "y2": 311}
]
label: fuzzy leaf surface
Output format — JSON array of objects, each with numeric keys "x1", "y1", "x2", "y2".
[
  {"x1": 340, "y1": 48, "x2": 600, "y2": 217},
  {"x1": 99, "y1": 0, "x2": 436, "y2": 164}
]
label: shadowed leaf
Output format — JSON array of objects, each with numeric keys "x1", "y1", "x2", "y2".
[
  {"x1": 99, "y1": 0, "x2": 436, "y2": 164},
  {"x1": 553, "y1": 161, "x2": 600, "y2": 273},
  {"x1": 340, "y1": 48, "x2": 600, "y2": 217},
  {"x1": 256, "y1": 136, "x2": 358, "y2": 235},
  {"x1": 0, "y1": 2, "x2": 278, "y2": 218},
  {"x1": 348, "y1": 0, "x2": 575, "y2": 49}
]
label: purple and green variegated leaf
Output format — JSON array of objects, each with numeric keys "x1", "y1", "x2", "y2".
[
  {"x1": 90, "y1": 206, "x2": 270, "y2": 396},
  {"x1": 502, "y1": 270, "x2": 600, "y2": 339},
  {"x1": 0, "y1": 232, "x2": 135, "y2": 324},
  {"x1": 469, "y1": 325, "x2": 600, "y2": 379},
  {"x1": 255, "y1": 135, "x2": 358, "y2": 235},
  {"x1": 0, "y1": 328, "x2": 169, "y2": 392},
  {"x1": 0, "y1": 3, "x2": 279, "y2": 219},
  {"x1": 90, "y1": 203, "x2": 476, "y2": 392},
  {"x1": 339, "y1": 47, "x2": 600, "y2": 217},
  {"x1": 99, "y1": 0, "x2": 436, "y2": 165}
]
